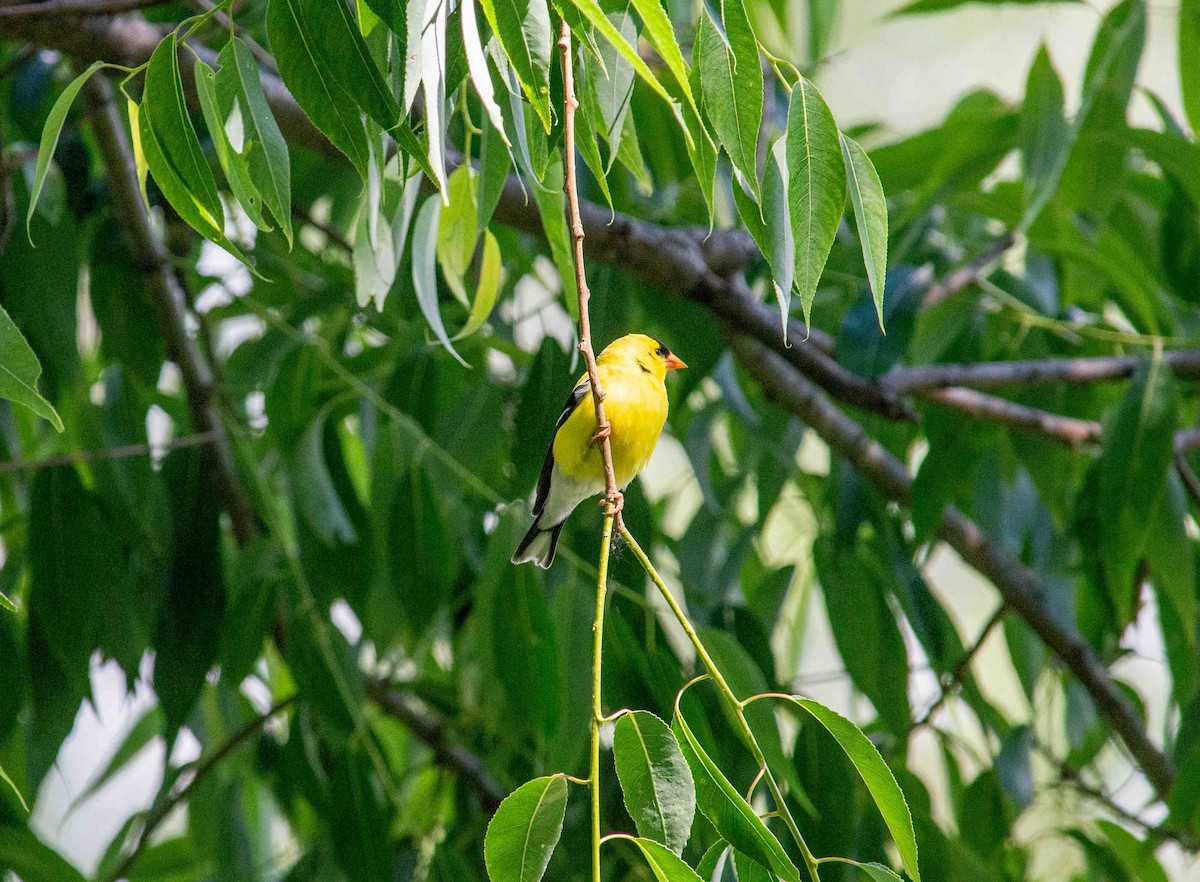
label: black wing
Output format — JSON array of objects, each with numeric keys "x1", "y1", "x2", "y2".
[{"x1": 533, "y1": 379, "x2": 590, "y2": 517}]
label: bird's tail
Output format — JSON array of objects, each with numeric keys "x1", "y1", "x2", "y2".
[{"x1": 511, "y1": 517, "x2": 564, "y2": 568}]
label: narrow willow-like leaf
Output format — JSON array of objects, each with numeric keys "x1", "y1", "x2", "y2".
[
  {"x1": 582, "y1": 10, "x2": 637, "y2": 161},
  {"x1": 142, "y1": 35, "x2": 223, "y2": 230},
  {"x1": 412, "y1": 195, "x2": 469, "y2": 366},
  {"x1": 575, "y1": 93, "x2": 614, "y2": 211},
  {"x1": 1098, "y1": 353, "x2": 1177, "y2": 622},
  {"x1": 217, "y1": 38, "x2": 293, "y2": 245},
  {"x1": 695, "y1": 0, "x2": 761, "y2": 191},
  {"x1": 567, "y1": 0, "x2": 691, "y2": 144},
  {"x1": 617, "y1": 835, "x2": 707, "y2": 882},
  {"x1": 613, "y1": 711, "x2": 696, "y2": 854},
  {"x1": 626, "y1": 0, "x2": 699, "y2": 120},
  {"x1": 823, "y1": 858, "x2": 905, "y2": 882},
  {"x1": 419, "y1": 0, "x2": 450, "y2": 193},
  {"x1": 484, "y1": 775, "x2": 568, "y2": 882},
  {"x1": 777, "y1": 696, "x2": 921, "y2": 882},
  {"x1": 0, "y1": 827, "x2": 88, "y2": 882},
  {"x1": 839, "y1": 133, "x2": 888, "y2": 329},
  {"x1": 455, "y1": 229, "x2": 502, "y2": 340},
  {"x1": 462, "y1": 0, "x2": 510, "y2": 143},
  {"x1": 1183, "y1": 0, "x2": 1200, "y2": 136},
  {"x1": 478, "y1": 0, "x2": 553, "y2": 130},
  {"x1": 672, "y1": 706, "x2": 800, "y2": 882},
  {"x1": 306, "y1": 0, "x2": 400, "y2": 127},
  {"x1": 478, "y1": 113, "x2": 512, "y2": 230},
  {"x1": 786, "y1": 76, "x2": 844, "y2": 328},
  {"x1": 26, "y1": 60, "x2": 107, "y2": 244},
  {"x1": 530, "y1": 158, "x2": 578, "y2": 315},
  {"x1": 0, "y1": 304, "x2": 63, "y2": 431},
  {"x1": 762, "y1": 138, "x2": 794, "y2": 339},
  {"x1": 437, "y1": 165, "x2": 480, "y2": 305},
  {"x1": 1019, "y1": 43, "x2": 1069, "y2": 229},
  {"x1": 267, "y1": 0, "x2": 370, "y2": 177},
  {"x1": 71, "y1": 706, "x2": 164, "y2": 809},
  {"x1": 127, "y1": 97, "x2": 149, "y2": 207},
  {"x1": 194, "y1": 58, "x2": 273, "y2": 232}
]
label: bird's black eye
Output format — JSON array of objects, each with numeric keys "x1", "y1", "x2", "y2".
[{"x1": 654, "y1": 340, "x2": 669, "y2": 359}]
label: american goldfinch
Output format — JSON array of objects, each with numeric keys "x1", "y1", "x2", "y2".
[{"x1": 513, "y1": 334, "x2": 686, "y2": 568}]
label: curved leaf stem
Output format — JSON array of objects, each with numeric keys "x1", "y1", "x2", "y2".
[{"x1": 619, "y1": 525, "x2": 821, "y2": 882}]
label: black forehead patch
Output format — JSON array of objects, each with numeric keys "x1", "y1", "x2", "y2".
[{"x1": 654, "y1": 339, "x2": 669, "y2": 358}]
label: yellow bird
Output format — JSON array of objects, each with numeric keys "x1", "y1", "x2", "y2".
[{"x1": 512, "y1": 334, "x2": 687, "y2": 568}]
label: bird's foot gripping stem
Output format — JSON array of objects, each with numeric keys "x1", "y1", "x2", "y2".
[
  {"x1": 600, "y1": 491, "x2": 624, "y2": 518},
  {"x1": 589, "y1": 421, "x2": 612, "y2": 447}
]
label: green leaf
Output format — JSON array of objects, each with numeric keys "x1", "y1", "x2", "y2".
[
  {"x1": 478, "y1": 0, "x2": 553, "y2": 130},
  {"x1": 0, "y1": 303, "x2": 63, "y2": 430},
  {"x1": 26, "y1": 60, "x2": 107, "y2": 244},
  {"x1": 1019, "y1": 43, "x2": 1068, "y2": 226},
  {"x1": 194, "y1": 58, "x2": 273, "y2": 232},
  {"x1": 484, "y1": 775, "x2": 568, "y2": 882},
  {"x1": 412, "y1": 194, "x2": 469, "y2": 366},
  {"x1": 823, "y1": 858, "x2": 905, "y2": 882},
  {"x1": 839, "y1": 134, "x2": 887, "y2": 328},
  {"x1": 0, "y1": 826, "x2": 88, "y2": 882},
  {"x1": 462, "y1": 0, "x2": 510, "y2": 142},
  {"x1": 0, "y1": 767, "x2": 27, "y2": 815},
  {"x1": 216, "y1": 38, "x2": 294, "y2": 245},
  {"x1": 437, "y1": 165, "x2": 481, "y2": 306},
  {"x1": 672, "y1": 701, "x2": 800, "y2": 882},
  {"x1": 626, "y1": 0, "x2": 699, "y2": 119},
  {"x1": 892, "y1": 0, "x2": 1077, "y2": 13},
  {"x1": 416, "y1": 0, "x2": 450, "y2": 192},
  {"x1": 127, "y1": 98, "x2": 150, "y2": 207},
  {"x1": 1182, "y1": 0, "x2": 1200, "y2": 136},
  {"x1": 139, "y1": 36, "x2": 253, "y2": 267},
  {"x1": 1147, "y1": 472, "x2": 1196, "y2": 643},
  {"x1": 478, "y1": 112, "x2": 512, "y2": 230},
  {"x1": 382, "y1": 458, "x2": 455, "y2": 639},
  {"x1": 1098, "y1": 354, "x2": 1178, "y2": 623},
  {"x1": 581, "y1": 10, "x2": 637, "y2": 161},
  {"x1": 303, "y1": 0, "x2": 400, "y2": 128},
  {"x1": 575, "y1": 93, "x2": 614, "y2": 211},
  {"x1": 616, "y1": 835, "x2": 706, "y2": 882},
  {"x1": 455, "y1": 228, "x2": 502, "y2": 339},
  {"x1": 530, "y1": 157, "x2": 579, "y2": 316},
  {"x1": 696, "y1": 0, "x2": 762, "y2": 191},
  {"x1": 786, "y1": 76, "x2": 845, "y2": 328},
  {"x1": 267, "y1": 0, "x2": 371, "y2": 177},
  {"x1": 567, "y1": 0, "x2": 689, "y2": 140},
  {"x1": 613, "y1": 711, "x2": 696, "y2": 854},
  {"x1": 762, "y1": 139, "x2": 794, "y2": 339},
  {"x1": 775, "y1": 696, "x2": 921, "y2": 882},
  {"x1": 72, "y1": 706, "x2": 164, "y2": 810}
]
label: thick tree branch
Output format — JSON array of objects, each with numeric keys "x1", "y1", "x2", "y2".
[{"x1": 729, "y1": 334, "x2": 1178, "y2": 801}]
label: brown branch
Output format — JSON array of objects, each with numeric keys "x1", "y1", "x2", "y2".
[
  {"x1": 558, "y1": 21, "x2": 621, "y2": 522},
  {"x1": 364, "y1": 679, "x2": 506, "y2": 812},
  {"x1": 85, "y1": 74, "x2": 259, "y2": 545},
  {"x1": 107, "y1": 694, "x2": 298, "y2": 882},
  {"x1": 883, "y1": 350, "x2": 1200, "y2": 395},
  {"x1": 919, "y1": 387, "x2": 1103, "y2": 447},
  {"x1": 921, "y1": 232, "x2": 1018, "y2": 309},
  {"x1": 0, "y1": 429, "x2": 219, "y2": 474},
  {"x1": 729, "y1": 334, "x2": 1178, "y2": 801},
  {"x1": 0, "y1": 0, "x2": 168, "y2": 18}
]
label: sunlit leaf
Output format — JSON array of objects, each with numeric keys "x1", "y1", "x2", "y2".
[
  {"x1": 0, "y1": 304, "x2": 62, "y2": 431},
  {"x1": 840, "y1": 134, "x2": 887, "y2": 328},
  {"x1": 412, "y1": 194, "x2": 469, "y2": 366}
]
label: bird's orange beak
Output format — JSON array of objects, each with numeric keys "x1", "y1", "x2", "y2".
[{"x1": 665, "y1": 353, "x2": 687, "y2": 371}]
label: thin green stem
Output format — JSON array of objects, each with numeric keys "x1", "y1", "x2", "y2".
[
  {"x1": 618, "y1": 526, "x2": 821, "y2": 882},
  {"x1": 591, "y1": 513, "x2": 615, "y2": 882}
]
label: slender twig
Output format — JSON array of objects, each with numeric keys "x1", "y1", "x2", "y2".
[
  {"x1": 918, "y1": 388, "x2": 1103, "y2": 448},
  {"x1": 921, "y1": 233, "x2": 1018, "y2": 309},
  {"x1": 620, "y1": 526, "x2": 822, "y2": 882},
  {"x1": 0, "y1": 430, "x2": 220, "y2": 474},
  {"x1": 559, "y1": 22, "x2": 623, "y2": 882},
  {"x1": 910, "y1": 604, "x2": 1007, "y2": 733},
  {"x1": 558, "y1": 21, "x2": 621, "y2": 527},
  {"x1": 0, "y1": 0, "x2": 168, "y2": 18},
  {"x1": 106, "y1": 694, "x2": 297, "y2": 882},
  {"x1": 363, "y1": 679, "x2": 505, "y2": 811}
]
